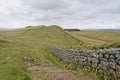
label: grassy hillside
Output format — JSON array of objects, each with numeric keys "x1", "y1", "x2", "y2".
[
  {"x1": 68, "y1": 30, "x2": 120, "y2": 49},
  {"x1": 0, "y1": 25, "x2": 99, "y2": 80}
]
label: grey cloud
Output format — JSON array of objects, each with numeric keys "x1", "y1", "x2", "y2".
[
  {"x1": 101, "y1": 7, "x2": 120, "y2": 14},
  {"x1": 23, "y1": 0, "x2": 69, "y2": 10}
]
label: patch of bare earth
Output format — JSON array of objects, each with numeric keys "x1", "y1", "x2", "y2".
[{"x1": 28, "y1": 65, "x2": 78, "y2": 80}]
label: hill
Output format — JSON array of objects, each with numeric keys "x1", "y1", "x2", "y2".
[{"x1": 0, "y1": 25, "x2": 99, "y2": 80}]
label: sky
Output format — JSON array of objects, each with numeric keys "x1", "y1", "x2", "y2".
[{"x1": 0, "y1": 0, "x2": 120, "y2": 29}]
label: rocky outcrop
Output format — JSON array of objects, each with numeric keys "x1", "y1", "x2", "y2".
[{"x1": 48, "y1": 47, "x2": 120, "y2": 79}]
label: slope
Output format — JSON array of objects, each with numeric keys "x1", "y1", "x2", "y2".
[
  {"x1": 0, "y1": 25, "x2": 98, "y2": 80},
  {"x1": 68, "y1": 30, "x2": 120, "y2": 49}
]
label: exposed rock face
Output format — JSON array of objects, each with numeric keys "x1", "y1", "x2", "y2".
[{"x1": 48, "y1": 47, "x2": 120, "y2": 79}]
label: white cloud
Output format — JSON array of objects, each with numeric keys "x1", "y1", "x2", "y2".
[{"x1": 0, "y1": 0, "x2": 120, "y2": 29}]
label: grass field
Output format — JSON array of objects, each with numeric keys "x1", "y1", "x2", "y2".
[
  {"x1": 0, "y1": 26, "x2": 101, "y2": 80},
  {"x1": 68, "y1": 30, "x2": 120, "y2": 49}
]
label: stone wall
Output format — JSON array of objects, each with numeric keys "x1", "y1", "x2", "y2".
[{"x1": 48, "y1": 47, "x2": 120, "y2": 79}]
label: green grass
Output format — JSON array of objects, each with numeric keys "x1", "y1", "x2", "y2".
[
  {"x1": 68, "y1": 30, "x2": 120, "y2": 49},
  {"x1": 0, "y1": 25, "x2": 81, "y2": 80},
  {"x1": 1, "y1": 25, "x2": 116, "y2": 80}
]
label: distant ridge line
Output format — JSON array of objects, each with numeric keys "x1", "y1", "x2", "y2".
[{"x1": 85, "y1": 29, "x2": 120, "y2": 32}]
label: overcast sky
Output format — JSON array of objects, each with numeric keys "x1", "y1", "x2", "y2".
[{"x1": 0, "y1": 0, "x2": 120, "y2": 29}]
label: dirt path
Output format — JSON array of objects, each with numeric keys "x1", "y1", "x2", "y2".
[{"x1": 28, "y1": 65, "x2": 78, "y2": 80}]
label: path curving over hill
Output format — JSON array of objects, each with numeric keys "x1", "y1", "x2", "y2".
[{"x1": 1, "y1": 25, "x2": 95, "y2": 80}]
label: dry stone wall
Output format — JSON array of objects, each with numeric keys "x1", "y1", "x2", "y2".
[{"x1": 48, "y1": 47, "x2": 120, "y2": 79}]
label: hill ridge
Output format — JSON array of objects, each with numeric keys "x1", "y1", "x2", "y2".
[{"x1": 0, "y1": 25, "x2": 83, "y2": 80}]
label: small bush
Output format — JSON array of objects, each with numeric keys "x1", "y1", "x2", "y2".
[{"x1": 0, "y1": 39, "x2": 9, "y2": 43}]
